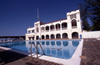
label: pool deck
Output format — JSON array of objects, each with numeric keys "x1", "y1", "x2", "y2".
[
  {"x1": 80, "y1": 38, "x2": 100, "y2": 65},
  {"x1": 0, "y1": 49, "x2": 62, "y2": 65}
]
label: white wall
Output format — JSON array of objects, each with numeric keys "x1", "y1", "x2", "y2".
[{"x1": 82, "y1": 31, "x2": 100, "y2": 38}]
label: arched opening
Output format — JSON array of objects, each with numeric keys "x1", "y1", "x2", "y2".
[
  {"x1": 41, "y1": 27, "x2": 44, "y2": 32},
  {"x1": 41, "y1": 35, "x2": 44, "y2": 39},
  {"x1": 72, "y1": 32, "x2": 78, "y2": 38},
  {"x1": 29, "y1": 37, "x2": 31, "y2": 40},
  {"x1": 62, "y1": 33, "x2": 68, "y2": 38},
  {"x1": 71, "y1": 19, "x2": 77, "y2": 28},
  {"x1": 56, "y1": 34, "x2": 61, "y2": 39},
  {"x1": 32, "y1": 37, "x2": 34, "y2": 40},
  {"x1": 51, "y1": 34, "x2": 55, "y2": 39},
  {"x1": 36, "y1": 27, "x2": 39, "y2": 32},
  {"x1": 50, "y1": 25, "x2": 54, "y2": 31},
  {"x1": 62, "y1": 22, "x2": 67, "y2": 29},
  {"x1": 36, "y1": 36, "x2": 39, "y2": 40},
  {"x1": 56, "y1": 24, "x2": 60, "y2": 30},
  {"x1": 46, "y1": 26, "x2": 49, "y2": 31},
  {"x1": 46, "y1": 35, "x2": 49, "y2": 39}
]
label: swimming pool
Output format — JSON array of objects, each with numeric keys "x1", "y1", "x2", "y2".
[{"x1": 0, "y1": 40, "x2": 81, "y2": 60}]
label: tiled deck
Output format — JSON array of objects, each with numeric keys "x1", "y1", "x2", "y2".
[{"x1": 80, "y1": 38, "x2": 100, "y2": 65}]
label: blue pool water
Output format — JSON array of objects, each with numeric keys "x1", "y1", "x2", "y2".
[{"x1": 0, "y1": 40, "x2": 81, "y2": 59}]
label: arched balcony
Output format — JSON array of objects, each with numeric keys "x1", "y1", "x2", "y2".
[
  {"x1": 56, "y1": 24, "x2": 60, "y2": 30},
  {"x1": 46, "y1": 26, "x2": 49, "y2": 32},
  {"x1": 46, "y1": 35, "x2": 49, "y2": 39},
  {"x1": 50, "y1": 25, "x2": 54, "y2": 31},
  {"x1": 62, "y1": 22, "x2": 67, "y2": 30},
  {"x1": 41, "y1": 27, "x2": 44, "y2": 32},
  {"x1": 72, "y1": 32, "x2": 78, "y2": 38},
  {"x1": 36, "y1": 36, "x2": 39, "y2": 40},
  {"x1": 62, "y1": 33, "x2": 68, "y2": 38},
  {"x1": 56, "y1": 34, "x2": 61, "y2": 39},
  {"x1": 41, "y1": 35, "x2": 45, "y2": 39},
  {"x1": 51, "y1": 34, "x2": 55, "y2": 39},
  {"x1": 71, "y1": 19, "x2": 77, "y2": 28}
]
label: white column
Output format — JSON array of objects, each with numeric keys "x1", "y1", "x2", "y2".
[
  {"x1": 44, "y1": 26, "x2": 46, "y2": 32},
  {"x1": 61, "y1": 33, "x2": 62, "y2": 39},
  {"x1": 44, "y1": 35, "x2": 46, "y2": 39},
  {"x1": 68, "y1": 22, "x2": 72, "y2": 30},
  {"x1": 31, "y1": 37, "x2": 32, "y2": 40},
  {"x1": 49, "y1": 34, "x2": 51, "y2": 39},
  {"x1": 54, "y1": 34, "x2": 56, "y2": 39},
  {"x1": 68, "y1": 32, "x2": 72, "y2": 39}
]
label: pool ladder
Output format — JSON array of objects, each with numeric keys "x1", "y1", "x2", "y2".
[{"x1": 30, "y1": 42, "x2": 45, "y2": 58}]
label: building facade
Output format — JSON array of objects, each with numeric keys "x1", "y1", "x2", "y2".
[{"x1": 25, "y1": 10, "x2": 82, "y2": 40}]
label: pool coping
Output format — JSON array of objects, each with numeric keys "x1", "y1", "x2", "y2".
[{"x1": 0, "y1": 39, "x2": 83, "y2": 65}]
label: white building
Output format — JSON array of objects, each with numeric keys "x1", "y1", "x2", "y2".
[{"x1": 25, "y1": 10, "x2": 82, "y2": 40}]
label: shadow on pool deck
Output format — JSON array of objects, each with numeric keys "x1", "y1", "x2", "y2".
[
  {"x1": 0, "y1": 49, "x2": 26, "y2": 65},
  {"x1": 80, "y1": 38, "x2": 100, "y2": 65},
  {"x1": 0, "y1": 49, "x2": 62, "y2": 65}
]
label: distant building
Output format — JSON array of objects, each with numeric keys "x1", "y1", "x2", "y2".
[{"x1": 25, "y1": 10, "x2": 82, "y2": 40}]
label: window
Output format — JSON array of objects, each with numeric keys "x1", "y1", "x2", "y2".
[
  {"x1": 70, "y1": 14, "x2": 76, "y2": 19},
  {"x1": 36, "y1": 24, "x2": 38, "y2": 27},
  {"x1": 32, "y1": 30, "x2": 34, "y2": 33},
  {"x1": 28, "y1": 30, "x2": 30, "y2": 33}
]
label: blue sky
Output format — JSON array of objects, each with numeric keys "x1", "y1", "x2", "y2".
[{"x1": 0, "y1": 0, "x2": 84, "y2": 36}]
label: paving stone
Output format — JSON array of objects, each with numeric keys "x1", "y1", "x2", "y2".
[
  {"x1": 81, "y1": 39, "x2": 100, "y2": 65},
  {"x1": 87, "y1": 62, "x2": 94, "y2": 65}
]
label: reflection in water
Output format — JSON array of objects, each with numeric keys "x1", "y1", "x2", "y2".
[
  {"x1": 46, "y1": 41, "x2": 49, "y2": 45},
  {"x1": 0, "y1": 40, "x2": 80, "y2": 60},
  {"x1": 51, "y1": 41, "x2": 55, "y2": 46},
  {"x1": 63, "y1": 50, "x2": 70, "y2": 59},
  {"x1": 47, "y1": 48, "x2": 50, "y2": 55},
  {"x1": 57, "y1": 49, "x2": 62, "y2": 58},
  {"x1": 63, "y1": 41, "x2": 68, "y2": 46},
  {"x1": 56, "y1": 41, "x2": 61, "y2": 46},
  {"x1": 72, "y1": 41, "x2": 79, "y2": 46},
  {"x1": 52, "y1": 49, "x2": 56, "y2": 56},
  {"x1": 42, "y1": 41, "x2": 45, "y2": 45}
]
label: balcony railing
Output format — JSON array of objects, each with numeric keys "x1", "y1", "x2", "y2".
[
  {"x1": 46, "y1": 30, "x2": 49, "y2": 32},
  {"x1": 72, "y1": 26, "x2": 77, "y2": 29},
  {"x1": 62, "y1": 27, "x2": 67, "y2": 30},
  {"x1": 50, "y1": 29, "x2": 55, "y2": 31},
  {"x1": 56, "y1": 28, "x2": 60, "y2": 31}
]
